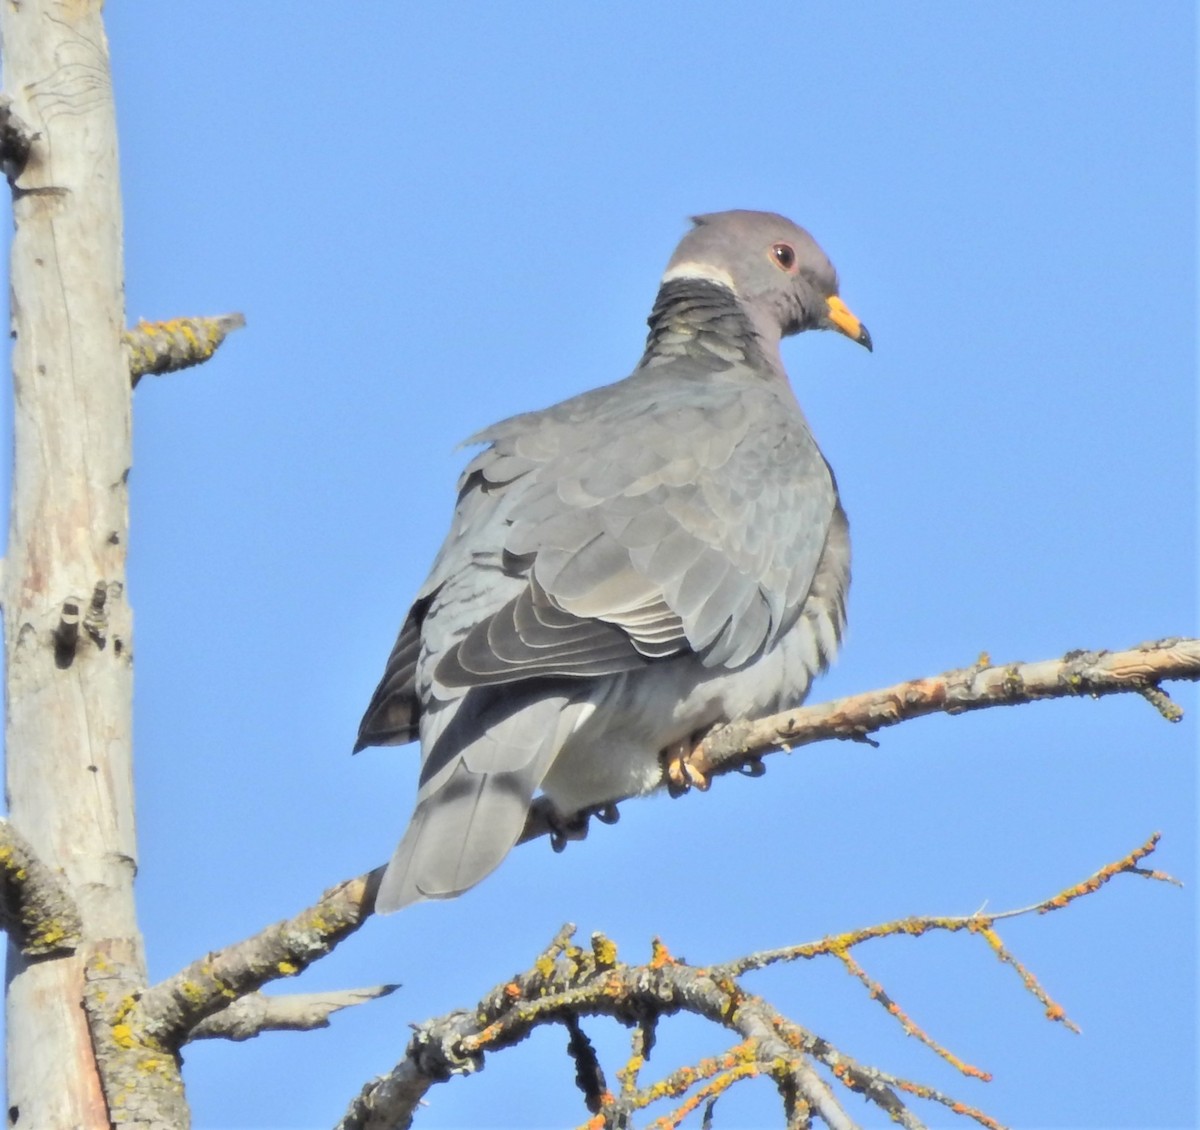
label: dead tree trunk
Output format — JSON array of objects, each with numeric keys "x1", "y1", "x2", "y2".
[{"x1": 1, "y1": 3, "x2": 144, "y2": 1127}]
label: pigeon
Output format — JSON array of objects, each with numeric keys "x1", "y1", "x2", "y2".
[{"x1": 356, "y1": 210, "x2": 871, "y2": 912}]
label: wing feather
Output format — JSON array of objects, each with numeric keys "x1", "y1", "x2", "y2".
[{"x1": 358, "y1": 364, "x2": 839, "y2": 729}]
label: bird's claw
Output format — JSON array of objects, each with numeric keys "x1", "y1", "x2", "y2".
[
  {"x1": 538, "y1": 802, "x2": 621, "y2": 852},
  {"x1": 548, "y1": 810, "x2": 589, "y2": 853},
  {"x1": 663, "y1": 738, "x2": 712, "y2": 797}
]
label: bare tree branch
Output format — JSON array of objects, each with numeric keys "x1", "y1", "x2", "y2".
[
  {"x1": 130, "y1": 636, "x2": 1194, "y2": 1052},
  {"x1": 189, "y1": 986, "x2": 399, "y2": 1043},
  {"x1": 68, "y1": 635, "x2": 1182, "y2": 1125},
  {"x1": 690, "y1": 636, "x2": 1198, "y2": 785},
  {"x1": 135, "y1": 870, "x2": 380, "y2": 1050},
  {"x1": 0, "y1": 817, "x2": 83, "y2": 956},
  {"x1": 336, "y1": 836, "x2": 1174, "y2": 1130},
  {"x1": 523, "y1": 637, "x2": 1199, "y2": 845}
]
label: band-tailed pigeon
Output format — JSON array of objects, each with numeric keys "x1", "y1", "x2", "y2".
[{"x1": 356, "y1": 210, "x2": 871, "y2": 912}]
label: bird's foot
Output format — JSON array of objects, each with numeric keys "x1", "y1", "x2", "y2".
[
  {"x1": 662, "y1": 736, "x2": 712, "y2": 797},
  {"x1": 523, "y1": 797, "x2": 621, "y2": 852}
]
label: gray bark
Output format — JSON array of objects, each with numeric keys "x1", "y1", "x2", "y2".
[{"x1": 1, "y1": 2, "x2": 145, "y2": 1126}]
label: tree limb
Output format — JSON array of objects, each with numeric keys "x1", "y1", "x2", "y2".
[
  {"x1": 0, "y1": 817, "x2": 83, "y2": 956},
  {"x1": 335, "y1": 836, "x2": 1174, "y2": 1130},
  {"x1": 98, "y1": 636, "x2": 1184, "y2": 1118},
  {"x1": 523, "y1": 637, "x2": 1199, "y2": 844},
  {"x1": 690, "y1": 636, "x2": 1198, "y2": 785},
  {"x1": 135, "y1": 635, "x2": 1194, "y2": 1052},
  {"x1": 125, "y1": 312, "x2": 246, "y2": 386},
  {"x1": 189, "y1": 986, "x2": 399, "y2": 1042},
  {"x1": 80, "y1": 878, "x2": 387, "y2": 1123},
  {"x1": 134, "y1": 870, "x2": 380, "y2": 1050}
]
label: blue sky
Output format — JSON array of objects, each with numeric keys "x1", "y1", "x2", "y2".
[{"x1": 4, "y1": 3, "x2": 1197, "y2": 1128}]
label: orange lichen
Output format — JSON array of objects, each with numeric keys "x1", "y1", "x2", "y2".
[
  {"x1": 650, "y1": 938, "x2": 675, "y2": 968},
  {"x1": 978, "y1": 925, "x2": 1079, "y2": 1033}
]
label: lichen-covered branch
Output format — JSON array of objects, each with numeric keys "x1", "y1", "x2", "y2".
[
  {"x1": 335, "y1": 837, "x2": 1175, "y2": 1130},
  {"x1": 715, "y1": 833, "x2": 1172, "y2": 980},
  {"x1": 142, "y1": 637, "x2": 1193, "y2": 1047},
  {"x1": 0, "y1": 817, "x2": 83, "y2": 956},
  {"x1": 520, "y1": 637, "x2": 1198, "y2": 848},
  {"x1": 691, "y1": 636, "x2": 1198, "y2": 788},
  {"x1": 189, "y1": 985, "x2": 399, "y2": 1042},
  {"x1": 94, "y1": 636, "x2": 1184, "y2": 1123},
  {"x1": 79, "y1": 873, "x2": 384, "y2": 1123},
  {"x1": 83, "y1": 942, "x2": 187, "y2": 1129},
  {"x1": 125, "y1": 312, "x2": 246, "y2": 386},
  {"x1": 133, "y1": 870, "x2": 379, "y2": 1050}
]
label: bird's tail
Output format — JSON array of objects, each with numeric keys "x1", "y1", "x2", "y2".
[{"x1": 374, "y1": 691, "x2": 584, "y2": 912}]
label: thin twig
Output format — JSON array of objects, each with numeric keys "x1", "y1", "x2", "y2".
[
  {"x1": 189, "y1": 985, "x2": 399, "y2": 1042},
  {"x1": 714, "y1": 832, "x2": 1173, "y2": 978},
  {"x1": 338, "y1": 829, "x2": 1172, "y2": 1129}
]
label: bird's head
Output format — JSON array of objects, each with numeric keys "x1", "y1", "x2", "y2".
[{"x1": 662, "y1": 210, "x2": 872, "y2": 352}]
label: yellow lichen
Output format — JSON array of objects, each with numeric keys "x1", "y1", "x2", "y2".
[
  {"x1": 591, "y1": 934, "x2": 618, "y2": 968},
  {"x1": 30, "y1": 919, "x2": 67, "y2": 948},
  {"x1": 136, "y1": 1052, "x2": 176, "y2": 1076},
  {"x1": 113, "y1": 994, "x2": 139, "y2": 1023}
]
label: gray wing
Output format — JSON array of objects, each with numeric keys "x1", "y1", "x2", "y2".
[
  {"x1": 357, "y1": 369, "x2": 836, "y2": 746},
  {"x1": 360, "y1": 365, "x2": 839, "y2": 911},
  {"x1": 436, "y1": 370, "x2": 839, "y2": 686},
  {"x1": 352, "y1": 443, "x2": 521, "y2": 751},
  {"x1": 352, "y1": 599, "x2": 425, "y2": 750}
]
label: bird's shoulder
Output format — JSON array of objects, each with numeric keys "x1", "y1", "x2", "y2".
[{"x1": 464, "y1": 361, "x2": 818, "y2": 496}]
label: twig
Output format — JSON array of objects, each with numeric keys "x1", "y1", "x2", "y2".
[
  {"x1": 189, "y1": 985, "x2": 398, "y2": 1042},
  {"x1": 714, "y1": 833, "x2": 1172, "y2": 978},
  {"x1": 564, "y1": 1014, "x2": 608, "y2": 1115},
  {"x1": 835, "y1": 949, "x2": 991, "y2": 1080},
  {"x1": 336, "y1": 834, "x2": 1174, "y2": 1129}
]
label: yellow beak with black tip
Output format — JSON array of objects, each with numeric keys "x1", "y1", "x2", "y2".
[{"x1": 824, "y1": 295, "x2": 873, "y2": 352}]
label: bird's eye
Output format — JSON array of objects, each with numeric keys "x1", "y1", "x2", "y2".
[{"x1": 771, "y1": 243, "x2": 797, "y2": 271}]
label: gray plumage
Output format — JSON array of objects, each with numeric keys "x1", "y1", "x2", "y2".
[{"x1": 356, "y1": 210, "x2": 872, "y2": 912}]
